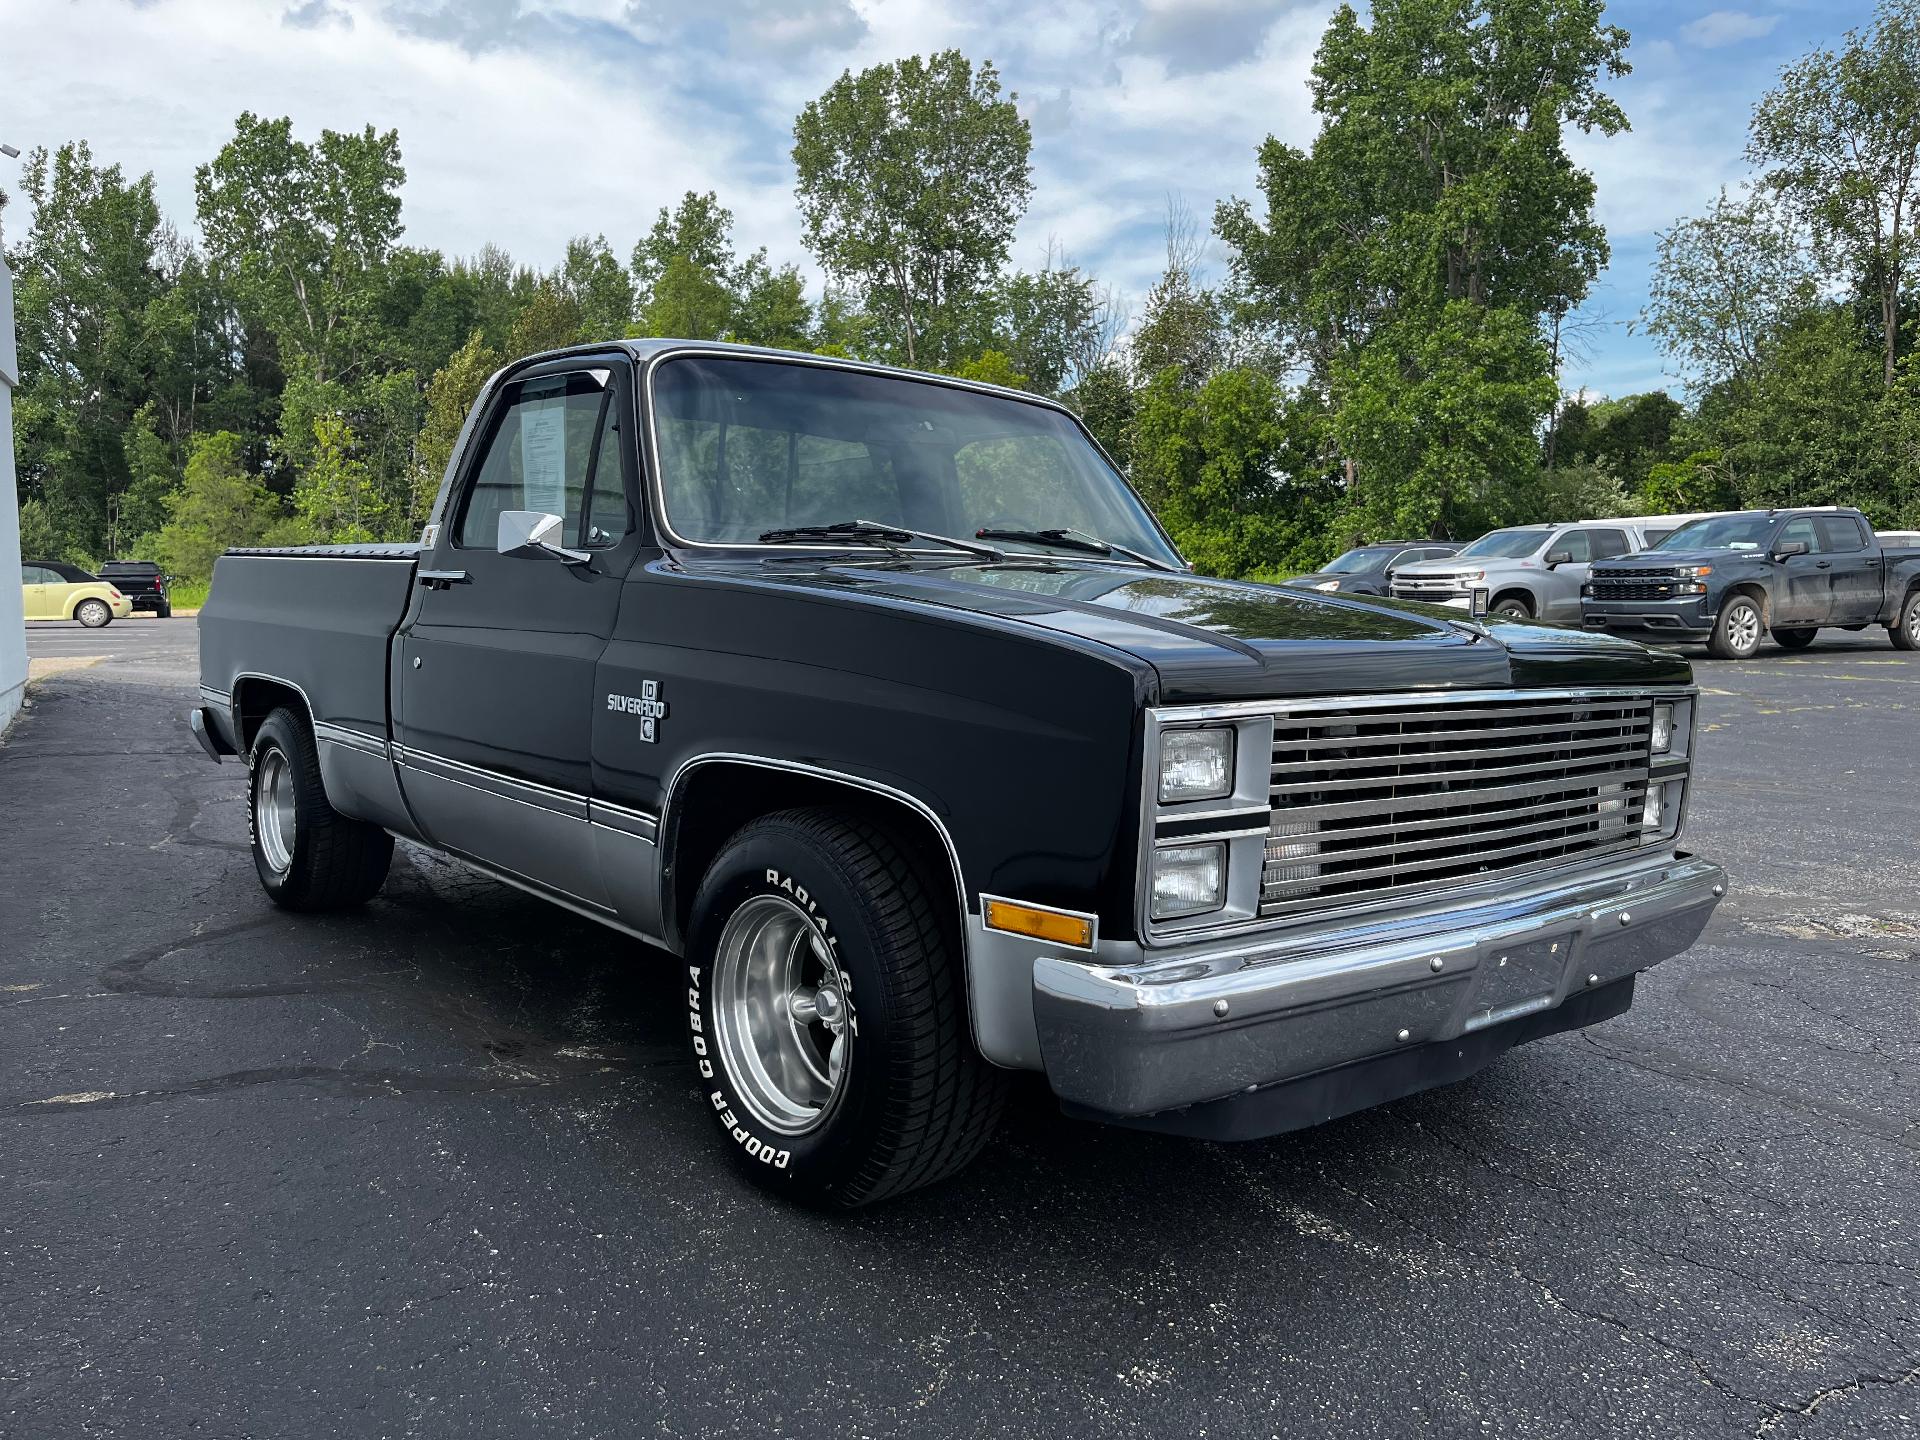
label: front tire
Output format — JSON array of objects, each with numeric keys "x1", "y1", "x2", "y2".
[
  {"x1": 1772, "y1": 626, "x2": 1817, "y2": 649},
  {"x1": 1490, "y1": 594, "x2": 1533, "y2": 619},
  {"x1": 685, "y1": 809, "x2": 1008, "y2": 1208},
  {"x1": 75, "y1": 599, "x2": 111, "y2": 628},
  {"x1": 248, "y1": 708, "x2": 393, "y2": 911},
  {"x1": 1708, "y1": 595, "x2": 1764, "y2": 660},
  {"x1": 1892, "y1": 590, "x2": 1920, "y2": 652}
]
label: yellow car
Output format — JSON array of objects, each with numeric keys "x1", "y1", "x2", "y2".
[{"x1": 21, "y1": 560, "x2": 134, "y2": 627}]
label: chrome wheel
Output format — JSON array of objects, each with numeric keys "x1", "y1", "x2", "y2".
[
  {"x1": 254, "y1": 748, "x2": 297, "y2": 875},
  {"x1": 1727, "y1": 602, "x2": 1761, "y2": 653},
  {"x1": 1907, "y1": 598, "x2": 1920, "y2": 646},
  {"x1": 76, "y1": 599, "x2": 110, "y2": 628},
  {"x1": 710, "y1": 894, "x2": 851, "y2": 1135}
]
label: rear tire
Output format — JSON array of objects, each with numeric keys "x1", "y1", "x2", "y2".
[
  {"x1": 1707, "y1": 595, "x2": 1764, "y2": 660},
  {"x1": 75, "y1": 599, "x2": 111, "y2": 628},
  {"x1": 156, "y1": 601, "x2": 173, "y2": 619},
  {"x1": 248, "y1": 708, "x2": 393, "y2": 911},
  {"x1": 685, "y1": 808, "x2": 1008, "y2": 1208},
  {"x1": 1892, "y1": 590, "x2": 1920, "y2": 652},
  {"x1": 1772, "y1": 626, "x2": 1817, "y2": 649}
]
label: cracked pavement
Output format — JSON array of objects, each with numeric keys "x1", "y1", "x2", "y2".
[{"x1": 3, "y1": 619, "x2": 1918, "y2": 1438}]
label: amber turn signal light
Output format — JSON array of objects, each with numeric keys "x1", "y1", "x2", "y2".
[{"x1": 983, "y1": 898, "x2": 1094, "y2": 949}]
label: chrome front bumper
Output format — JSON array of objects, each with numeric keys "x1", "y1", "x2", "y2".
[{"x1": 1033, "y1": 851, "x2": 1725, "y2": 1124}]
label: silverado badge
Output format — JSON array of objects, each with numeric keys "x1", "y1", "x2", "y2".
[{"x1": 607, "y1": 681, "x2": 669, "y2": 742}]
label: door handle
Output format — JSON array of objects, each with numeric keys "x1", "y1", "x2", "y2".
[
  {"x1": 1814, "y1": 560, "x2": 1832, "y2": 569},
  {"x1": 417, "y1": 568, "x2": 470, "y2": 589}
]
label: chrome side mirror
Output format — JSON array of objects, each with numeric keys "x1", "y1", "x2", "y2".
[{"x1": 497, "y1": 510, "x2": 589, "y2": 565}]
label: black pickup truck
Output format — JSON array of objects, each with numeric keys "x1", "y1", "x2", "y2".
[
  {"x1": 98, "y1": 559, "x2": 174, "y2": 617},
  {"x1": 1583, "y1": 508, "x2": 1920, "y2": 659},
  {"x1": 191, "y1": 341, "x2": 1725, "y2": 1206}
]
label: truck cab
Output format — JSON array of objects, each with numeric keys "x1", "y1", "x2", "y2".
[{"x1": 192, "y1": 341, "x2": 1728, "y2": 1205}]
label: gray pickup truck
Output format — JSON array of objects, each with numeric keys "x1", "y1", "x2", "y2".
[{"x1": 191, "y1": 340, "x2": 1726, "y2": 1206}]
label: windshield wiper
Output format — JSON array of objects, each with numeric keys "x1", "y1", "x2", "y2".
[
  {"x1": 974, "y1": 526, "x2": 1179, "y2": 573},
  {"x1": 758, "y1": 519, "x2": 1004, "y2": 561}
]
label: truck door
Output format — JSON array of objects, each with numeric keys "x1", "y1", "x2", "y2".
[
  {"x1": 1815, "y1": 514, "x2": 1882, "y2": 624},
  {"x1": 1538, "y1": 528, "x2": 1594, "y2": 622},
  {"x1": 1773, "y1": 516, "x2": 1830, "y2": 625},
  {"x1": 394, "y1": 355, "x2": 643, "y2": 909}
]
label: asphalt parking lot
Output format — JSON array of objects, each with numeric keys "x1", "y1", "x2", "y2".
[{"x1": 4, "y1": 619, "x2": 1918, "y2": 1439}]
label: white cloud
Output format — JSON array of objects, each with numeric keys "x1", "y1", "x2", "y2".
[{"x1": 1679, "y1": 10, "x2": 1781, "y2": 49}]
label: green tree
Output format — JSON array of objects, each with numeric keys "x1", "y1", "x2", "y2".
[
  {"x1": 731, "y1": 254, "x2": 814, "y2": 349},
  {"x1": 1133, "y1": 206, "x2": 1224, "y2": 389},
  {"x1": 1749, "y1": 0, "x2": 1920, "y2": 388},
  {"x1": 1334, "y1": 304, "x2": 1558, "y2": 538},
  {"x1": 1065, "y1": 360, "x2": 1137, "y2": 472},
  {"x1": 415, "y1": 330, "x2": 502, "y2": 521},
  {"x1": 948, "y1": 350, "x2": 1028, "y2": 390},
  {"x1": 559, "y1": 234, "x2": 635, "y2": 342},
  {"x1": 293, "y1": 411, "x2": 384, "y2": 541},
  {"x1": 195, "y1": 112, "x2": 405, "y2": 382},
  {"x1": 1641, "y1": 188, "x2": 1817, "y2": 389},
  {"x1": 1220, "y1": 0, "x2": 1629, "y2": 378},
  {"x1": 792, "y1": 51, "x2": 1032, "y2": 367},
  {"x1": 631, "y1": 191, "x2": 738, "y2": 298},
  {"x1": 1132, "y1": 367, "x2": 1335, "y2": 577},
  {"x1": 638, "y1": 253, "x2": 735, "y2": 340},
  {"x1": 146, "y1": 432, "x2": 281, "y2": 581},
  {"x1": 7, "y1": 142, "x2": 173, "y2": 556}
]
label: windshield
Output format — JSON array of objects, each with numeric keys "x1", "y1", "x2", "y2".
[
  {"x1": 1323, "y1": 547, "x2": 1391, "y2": 574},
  {"x1": 1459, "y1": 529, "x2": 1548, "y2": 559},
  {"x1": 1652, "y1": 515, "x2": 1773, "y2": 552},
  {"x1": 650, "y1": 356, "x2": 1182, "y2": 564}
]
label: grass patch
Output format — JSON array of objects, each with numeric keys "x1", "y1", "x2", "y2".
[{"x1": 168, "y1": 578, "x2": 211, "y2": 611}]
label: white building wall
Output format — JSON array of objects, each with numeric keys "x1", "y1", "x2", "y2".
[{"x1": 0, "y1": 254, "x2": 26, "y2": 734}]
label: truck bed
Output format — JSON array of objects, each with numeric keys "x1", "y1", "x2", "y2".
[{"x1": 198, "y1": 545, "x2": 421, "y2": 745}]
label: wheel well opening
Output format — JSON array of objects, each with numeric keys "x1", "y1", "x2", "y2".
[
  {"x1": 662, "y1": 763, "x2": 962, "y2": 954},
  {"x1": 232, "y1": 679, "x2": 308, "y2": 751},
  {"x1": 1725, "y1": 583, "x2": 1769, "y2": 624},
  {"x1": 1489, "y1": 587, "x2": 1533, "y2": 612}
]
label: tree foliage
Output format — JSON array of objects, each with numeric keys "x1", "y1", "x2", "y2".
[{"x1": 792, "y1": 51, "x2": 1032, "y2": 367}]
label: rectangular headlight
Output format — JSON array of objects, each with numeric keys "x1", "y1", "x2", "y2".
[
  {"x1": 1159, "y1": 728, "x2": 1233, "y2": 803},
  {"x1": 1150, "y1": 843, "x2": 1225, "y2": 919},
  {"x1": 1651, "y1": 702, "x2": 1674, "y2": 754}
]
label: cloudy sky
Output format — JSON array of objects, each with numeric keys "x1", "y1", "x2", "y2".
[{"x1": 0, "y1": 0, "x2": 1873, "y2": 397}]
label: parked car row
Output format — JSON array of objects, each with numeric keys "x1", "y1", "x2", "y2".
[
  {"x1": 1295, "y1": 506, "x2": 1920, "y2": 659},
  {"x1": 18, "y1": 559, "x2": 175, "y2": 626}
]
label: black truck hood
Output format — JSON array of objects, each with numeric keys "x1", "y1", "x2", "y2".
[
  {"x1": 688, "y1": 556, "x2": 1690, "y2": 702},
  {"x1": 1592, "y1": 548, "x2": 1727, "y2": 570}
]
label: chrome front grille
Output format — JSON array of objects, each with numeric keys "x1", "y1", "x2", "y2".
[
  {"x1": 1260, "y1": 693, "x2": 1653, "y2": 916},
  {"x1": 1391, "y1": 575, "x2": 1470, "y2": 600}
]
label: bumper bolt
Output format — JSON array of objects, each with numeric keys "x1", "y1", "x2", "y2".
[
  {"x1": 1212, "y1": 999, "x2": 1230, "y2": 1018},
  {"x1": 1619, "y1": 912, "x2": 1633, "y2": 926},
  {"x1": 1587, "y1": 973, "x2": 1600, "y2": 986},
  {"x1": 1396, "y1": 1028, "x2": 1411, "y2": 1043},
  {"x1": 1429, "y1": 957, "x2": 1445, "y2": 973},
  {"x1": 1712, "y1": 884, "x2": 1724, "y2": 898}
]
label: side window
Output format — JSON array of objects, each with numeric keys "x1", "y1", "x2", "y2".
[
  {"x1": 22, "y1": 566, "x2": 55, "y2": 585},
  {"x1": 455, "y1": 370, "x2": 626, "y2": 550},
  {"x1": 1645, "y1": 529, "x2": 1672, "y2": 547},
  {"x1": 1815, "y1": 515, "x2": 1867, "y2": 552},
  {"x1": 1589, "y1": 529, "x2": 1631, "y2": 559},
  {"x1": 1779, "y1": 517, "x2": 1820, "y2": 553},
  {"x1": 1553, "y1": 530, "x2": 1593, "y2": 563},
  {"x1": 1385, "y1": 549, "x2": 1420, "y2": 572}
]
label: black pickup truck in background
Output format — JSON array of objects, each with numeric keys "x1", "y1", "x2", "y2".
[
  {"x1": 99, "y1": 560, "x2": 173, "y2": 617},
  {"x1": 1583, "y1": 508, "x2": 1920, "y2": 659},
  {"x1": 191, "y1": 340, "x2": 1727, "y2": 1206}
]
